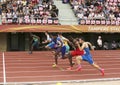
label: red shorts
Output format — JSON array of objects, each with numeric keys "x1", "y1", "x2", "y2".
[{"x1": 71, "y1": 48, "x2": 84, "y2": 57}]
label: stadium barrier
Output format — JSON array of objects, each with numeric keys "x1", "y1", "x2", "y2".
[
  {"x1": 0, "y1": 25, "x2": 120, "y2": 33},
  {"x1": 1, "y1": 18, "x2": 59, "y2": 25}
]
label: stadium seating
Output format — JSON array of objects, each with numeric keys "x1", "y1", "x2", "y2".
[
  {"x1": 70, "y1": 0, "x2": 120, "y2": 25},
  {"x1": 1, "y1": 0, "x2": 59, "y2": 25}
]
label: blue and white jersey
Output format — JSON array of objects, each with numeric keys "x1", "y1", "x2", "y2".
[{"x1": 52, "y1": 37, "x2": 63, "y2": 46}]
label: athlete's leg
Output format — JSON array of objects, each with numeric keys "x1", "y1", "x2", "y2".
[
  {"x1": 30, "y1": 45, "x2": 33, "y2": 54},
  {"x1": 68, "y1": 53, "x2": 73, "y2": 67},
  {"x1": 76, "y1": 56, "x2": 82, "y2": 65},
  {"x1": 76, "y1": 56, "x2": 82, "y2": 71},
  {"x1": 45, "y1": 42, "x2": 55, "y2": 50},
  {"x1": 91, "y1": 63, "x2": 101, "y2": 70},
  {"x1": 29, "y1": 42, "x2": 37, "y2": 54},
  {"x1": 52, "y1": 52, "x2": 59, "y2": 67},
  {"x1": 52, "y1": 48, "x2": 61, "y2": 67},
  {"x1": 91, "y1": 63, "x2": 104, "y2": 76},
  {"x1": 61, "y1": 46, "x2": 66, "y2": 59},
  {"x1": 60, "y1": 45, "x2": 70, "y2": 59},
  {"x1": 83, "y1": 55, "x2": 104, "y2": 76},
  {"x1": 55, "y1": 52, "x2": 59, "y2": 64}
]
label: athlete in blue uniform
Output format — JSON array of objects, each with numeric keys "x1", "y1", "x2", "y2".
[
  {"x1": 45, "y1": 33, "x2": 61, "y2": 50},
  {"x1": 47, "y1": 33, "x2": 65, "y2": 67},
  {"x1": 44, "y1": 33, "x2": 74, "y2": 68},
  {"x1": 58, "y1": 33, "x2": 71, "y2": 59},
  {"x1": 76, "y1": 37, "x2": 104, "y2": 76}
]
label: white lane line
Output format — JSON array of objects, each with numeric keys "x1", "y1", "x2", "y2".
[
  {"x1": 3, "y1": 60, "x2": 120, "y2": 64},
  {"x1": 2, "y1": 57, "x2": 120, "y2": 61},
  {"x1": 4, "y1": 67, "x2": 120, "y2": 73},
  {"x1": 4, "y1": 72, "x2": 120, "y2": 79},
  {"x1": 2, "y1": 52, "x2": 6, "y2": 85},
  {"x1": 1, "y1": 78, "x2": 120, "y2": 85}
]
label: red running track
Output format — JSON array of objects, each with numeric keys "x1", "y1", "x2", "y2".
[
  {"x1": 0, "y1": 53, "x2": 3, "y2": 82},
  {"x1": 0, "y1": 50, "x2": 120, "y2": 84}
]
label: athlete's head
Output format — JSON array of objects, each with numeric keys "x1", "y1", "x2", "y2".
[
  {"x1": 45, "y1": 31, "x2": 49, "y2": 35},
  {"x1": 79, "y1": 37, "x2": 85, "y2": 43},
  {"x1": 58, "y1": 32, "x2": 62, "y2": 37},
  {"x1": 52, "y1": 33, "x2": 58, "y2": 39}
]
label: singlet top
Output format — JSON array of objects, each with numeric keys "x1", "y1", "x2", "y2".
[
  {"x1": 52, "y1": 37, "x2": 64, "y2": 47},
  {"x1": 60, "y1": 36, "x2": 68, "y2": 46},
  {"x1": 46, "y1": 34, "x2": 52, "y2": 41},
  {"x1": 33, "y1": 37, "x2": 38, "y2": 42},
  {"x1": 84, "y1": 47, "x2": 90, "y2": 56}
]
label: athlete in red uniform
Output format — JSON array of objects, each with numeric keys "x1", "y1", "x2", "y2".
[{"x1": 67, "y1": 39, "x2": 85, "y2": 70}]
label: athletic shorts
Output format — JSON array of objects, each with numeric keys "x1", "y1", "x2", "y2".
[
  {"x1": 61, "y1": 46, "x2": 66, "y2": 58},
  {"x1": 55, "y1": 46, "x2": 66, "y2": 58},
  {"x1": 32, "y1": 41, "x2": 39, "y2": 48},
  {"x1": 47, "y1": 42, "x2": 55, "y2": 49},
  {"x1": 82, "y1": 54, "x2": 94, "y2": 64},
  {"x1": 71, "y1": 48, "x2": 84, "y2": 57},
  {"x1": 65, "y1": 45, "x2": 70, "y2": 53}
]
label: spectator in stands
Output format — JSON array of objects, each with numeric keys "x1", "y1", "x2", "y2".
[
  {"x1": 103, "y1": 6, "x2": 110, "y2": 20},
  {"x1": 48, "y1": 2, "x2": 53, "y2": 10},
  {"x1": 111, "y1": 41, "x2": 117, "y2": 50},
  {"x1": 71, "y1": 0, "x2": 120, "y2": 25},
  {"x1": 109, "y1": 11, "x2": 115, "y2": 20},
  {"x1": 12, "y1": 12, "x2": 18, "y2": 23},
  {"x1": 88, "y1": 11, "x2": 94, "y2": 19},
  {"x1": 1, "y1": 0, "x2": 59, "y2": 25},
  {"x1": 103, "y1": 41, "x2": 109, "y2": 50},
  {"x1": 51, "y1": 5, "x2": 59, "y2": 16},
  {"x1": 117, "y1": 41, "x2": 120, "y2": 48},
  {"x1": 114, "y1": 6, "x2": 120, "y2": 18},
  {"x1": 97, "y1": 36, "x2": 103, "y2": 50},
  {"x1": 51, "y1": 11, "x2": 57, "y2": 18}
]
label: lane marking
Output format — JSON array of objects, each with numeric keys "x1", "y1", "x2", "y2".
[
  {"x1": 2, "y1": 60, "x2": 120, "y2": 65},
  {"x1": 0, "y1": 78, "x2": 120, "y2": 85},
  {"x1": 2, "y1": 57, "x2": 120, "y2": 60},
  {"x1": 4, "y1": 72, "x2": 120, "y2": 78},
  {"x1": 4, "y1": 64, "x2": 120, "y2": 69},
  {"x1": 2, "y1": 52, "x2": 6, "y2": 85},
  {"x1": 4, "y1": 67, "x2": 120, "y2": 73}
]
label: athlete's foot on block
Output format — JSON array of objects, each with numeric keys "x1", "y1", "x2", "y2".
[
  {"x1": 76, "y1": 67, "x2": 82, "y2": 71},
  {"x1": 52, "y1": 63, "x2": 57, "y2": 68},
  {"x1": 101, "y1": 69, "x2": 105, "y2": 76}
]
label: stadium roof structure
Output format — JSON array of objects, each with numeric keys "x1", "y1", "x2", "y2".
[{"x1": 0, "y1": 25, "x2": 120, "y2": 33}]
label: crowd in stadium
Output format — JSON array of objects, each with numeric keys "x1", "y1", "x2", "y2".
[
  {"x1": 0, "y1": 0, "x2": 120, "y2": 25},
  {"x1": 0, "y1": 0, "x2": 59, "y2": 25},
  {"x1": 71, "y1": 0, "x2": 120, "y2": 25}
]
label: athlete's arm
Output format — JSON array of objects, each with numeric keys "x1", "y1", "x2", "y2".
[
  {"x1": 62, "y1": 36, "x2": 73, "y2": 46},
  {"x1": 43, "y1": 34, "x2": 51, "y2": 43},
  {"x1": 86, "y1": 42, "x2": 94, "y2": 50},
  {"x1": 57, "y1": 38, "x2": 63, "y2": 48},
  {"x1": 70, "y1": 42, "x2": 76, "y2": 50},
  {"x1": 80, "y1": 42, "x2": 86, "y2": 50},
  {"x1": 32, "y1": 35, "x2": 40, "y2": 40},
  {"x1": 77, "y1": 41, "x2": 84, "y2": 50},
  {"x1": 62, "y1": 37, "x2": 69, "y2": 42}
]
